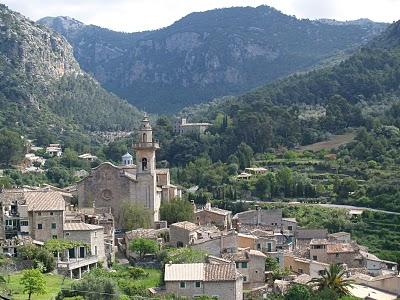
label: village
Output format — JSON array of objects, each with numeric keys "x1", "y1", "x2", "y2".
[{"x1": 1, "y1": 116, "x2": 399, "y2": 300}]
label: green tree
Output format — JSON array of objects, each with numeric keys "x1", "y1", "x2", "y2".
[
  {"x1": 0, "y1": 128, "x2": 25, "y2": 166},
  {"x1": 285, "y1": 284, "x2": 311, "y2": 300},
  {"x1": 308, "y1": 264, "x2": 354, "y2": 296},
  {"x1": 120, "y1": 202, "x2": 152, "y2": 230},
  {"x1": 21, "y1": 268, "x2": 46, "y2": 300},
  {"x1": 129, "y1": 238, "x2": 159, "y2": 258},
  {"x1": 160, "y1": 198, "x2": 194, "y2": 224}
]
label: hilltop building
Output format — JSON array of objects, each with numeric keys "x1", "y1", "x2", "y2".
[
  {"x1": 77, "y1": 115, "x2": 181, "y2": 227},
  {"x1": 174, "y1": 117, "x2": 212, "y2": 135}
]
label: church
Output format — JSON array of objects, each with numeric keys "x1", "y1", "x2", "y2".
[{"x1": 77, "y1": 115, "x2": 181, "y2": 228}]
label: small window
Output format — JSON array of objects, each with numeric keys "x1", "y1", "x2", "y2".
[
  {"x1": 298, "y1": 268, "x2": 303, "y2": 274},
  {"x1": 276, "y1": 257, "x2": 280, "y2": 263},
  {"x1": 195, "y1": 281, "x2": 201, "y2": 288},
  {"x1": 95, "y1": 246, "x2": 98, "y2": 255},
  {"x1": 65, "y1": 232, "x2": 70, "y2": 236},
  {"x1": 242, "y1": 262, "x2": 248, "y2": 268},
  {"x1": 37, "y1": 224, "x2": 43, "y2": 230},
  {"x1": 50, "y1": 212, "x2": 54, "y2": 215},
  {"x1": 20, "y1": 221, "x2": 28, "y2": 226},
  {"x1": 94, "y1": 232, "x2": 97, "y2": 237},
  {"x1": 235, "y1": 262, "x2": 240, "y2": 268},
  {"x1": 313, "y1": 256, "x2": 317, "y2": 260},
  {"x1": 288, "y1": 226, "x2": 293, "y2": 230},
  {"x1": 257, "y1": 243, "x2": 261, "y2": 250},
  {"x1": 52, "y1": 235, "x2": 57, "y2": 239},
  {"x1": 243, "y1": 276, "x2": 247, "y2": 282},
  {"x1": 336, "y1": 253, "x2": 339, "y2": 258},
  {"x1": 37, "y1": 212, "x2": 41, "y2": 216},
  {"x1": 51, "y1": 223, "x2": 57, "y2": 229},
  {"x1": 179, "y1": 281, "x2": 186, "y2": 288}
]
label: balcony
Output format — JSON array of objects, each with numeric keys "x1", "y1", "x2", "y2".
[
  {"x1": 57, "y1": 256, "x2": 99, "y2": 270},
  {"x1": 133, "y1": 140, "x2": 160, "y2": 150}
]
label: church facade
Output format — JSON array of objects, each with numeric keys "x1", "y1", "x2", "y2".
[{"x1": 77, "y1": 115, "x2": 181, "y2": 228}]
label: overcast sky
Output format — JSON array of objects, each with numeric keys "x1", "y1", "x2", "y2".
[{"x1": 2, "y1": 0, "x2": 399, "y2": 32}]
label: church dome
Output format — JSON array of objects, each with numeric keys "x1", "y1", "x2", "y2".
[{"x1": 122, "y1": 152, "x2": 133, "y2": 159}]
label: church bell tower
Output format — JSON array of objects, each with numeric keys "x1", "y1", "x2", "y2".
[{"x1": 134, "y1": 113, "x2": 160, "y2": 174}]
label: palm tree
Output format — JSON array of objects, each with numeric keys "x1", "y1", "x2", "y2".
[{"x1": 308, "y1": 264, "x2": 354, "y2": 296}]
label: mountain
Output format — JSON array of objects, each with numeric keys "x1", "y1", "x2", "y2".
[
  {"x1": 181, "y1": 20, "x2": 400, "y2": 155},
  {"x1": 38, "y1": 6, "x2": 388, "y2": 113},
  {"x1": 0, "y1": 4, "x2": 141, "y2": 134}
]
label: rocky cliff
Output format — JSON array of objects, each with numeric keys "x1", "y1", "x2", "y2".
[{"x1": 0, "y1": 4, "x2": 141, "y2": 132}]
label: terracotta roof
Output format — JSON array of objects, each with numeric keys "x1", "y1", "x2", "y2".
[
  {"x1": 24, "y1": 190, "x2": 65, "y2": 211},
  {"x1": 204, "y1": 263, "x2": 238, "y2": 281},
  {"x1": 164, "y1": 263, "x2": 239, "y2": 282},
  {"x1": 170, "y1": 221, "x2": 199, "y2": 231},
  {"x1": 64, "y1": 222, "x2": 103, "y2": 231},
  {"x1": 326, "y1": 243, "x2": 355, "y2": 254}
]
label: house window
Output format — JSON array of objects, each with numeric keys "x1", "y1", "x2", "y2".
[
  {"x1": 236, "y1": 262, "x2": 240, "y2": 268},
  {"x1": 52, "y1": 235, "x2": 57, "y2": 239},
  {"x1": 179, "y1": 281, "x2": 186, "y2": 288},
  {"x1": 318, "y1": 270, "x2": 326, "y2": 276},
  {"x1": 20, "y1": 221, "x2": 28, "y2": 226},
  {"x1": 95, "y1": 246, "x2": 98, "y2": 255},
  {"x1": 51, "y1": 223, "x2": 57, "y2": 229},
  {"x1": 65, "y1": 232, "x2": 70, "y2": 236},
  {"x1": 37, "y1": 224, "x2": 43, "y2": 230},
  {"x1": 257, "y1": 243, "x2": 261, "y2": 250},
  {"x1": 94, "y1": 232, "x2": 97, "y2": 237},
  {"x1": 37, "y1": 212, "x2": 41, "y2": 216},
  {"x1": 336, "y1": 253, "x2": 339, "y2": 258},
  {"x1": 243, "y1": 276, "x2": 247, "y2": 282},
  {"x1": 276, "y1": 257, "x2": 280, "y2": 263},
  {"x1": 313, "y1": 256, "x2": 317, "y2": 260},
  {"x1": 242, "y1": 262, "x2": 248, "y2": 268},
  {"x1": 288, "y1": 226, "x2": 293, "y2": 230},
  {"x1": 195, "y1": 281, "x2": 201, "y2": 288},
  {"x1": 50, "y1": 212, "x2": 54, "y2": 216},
  {"x1": 298, "y1": 268, "x2": 303, "y2": 274}
]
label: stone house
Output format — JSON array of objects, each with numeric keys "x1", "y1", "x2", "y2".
[
  {"x1": 0, "y1": 189, "x2": 65, "y2": 242},
  {"x1": 294, "y1": 229, "x2": 328, "y2": 251},
  {"x1": 46, "y1": 144, "x2": 62, "y2": 157},
  {"x1": 164, "y1": 262, "x2": 243, "y2": 300},
  {"x1": 192, "y1": 230, "x2": 238, "y2": 257},
  {"x1": 309, "y1": 239, "x2": 364, "y2": 268},
  {"x1": 222, "y1": 249, "x2": 266, "y2": 288},
  {"x1": 77, "y1": 115, "x2": 181, "y2": 228},
  {"x1": 233, "y1": 208, "x2": 297, "y2": 232},
  {"x1": 194, "y1": 203, "x2": 232, "y2": 230},
  {"x1": 284, "y1": 253, "x2": 329, "y2": 278},
  {"x1": 360, "y1": 251, "x2": 398, "y2": 276}
]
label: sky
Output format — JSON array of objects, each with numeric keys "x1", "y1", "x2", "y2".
[{"x1": 2, "y1": 0, "x2": 399, "y2": 32}]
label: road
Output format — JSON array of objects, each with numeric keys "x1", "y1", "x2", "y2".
[
  {"x1": 317, "y1": 203, "x2": 400, "y2": 216},
  {"x1": 248, "y1": 200, "x2": 400, "y2": 216}
]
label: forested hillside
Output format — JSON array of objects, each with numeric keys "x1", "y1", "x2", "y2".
[
  {"x1": 0, "y1": 4, "x2": 141, "y2": 134},
  {"x1": 38, "y1": 6, "x2": 387, "y2": 113}
]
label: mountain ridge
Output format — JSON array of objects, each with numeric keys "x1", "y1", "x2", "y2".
[{"x1": 38, "y1": 6, "x2": 388, "y2": 113}]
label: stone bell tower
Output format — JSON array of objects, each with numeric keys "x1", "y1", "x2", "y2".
[
  {"x1": 134, "y1": 113, "x2": 159, "y2": 173},
  {"x1": 133, "y1": 113, "x2": 160, "y2": 222}
]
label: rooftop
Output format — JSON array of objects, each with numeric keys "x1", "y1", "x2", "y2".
[
  {"x1": 326, "y1": 243, "x2": 355, "y2": 254},
  {"x1": 164, "y1": 263, "x2": 238, "y2": 282},
  {"x1": 170, "y1": 221, "x2": 199, "y2": 231},
  {"x1": 296, "y1": 229, "x2": 328, "y2": 239},
  {"x1": 24, "y1": 190, "x2": 65, "y2": 211},
  {"x1": 64, "y1": 222, "x2": 103, "y2": 231}
]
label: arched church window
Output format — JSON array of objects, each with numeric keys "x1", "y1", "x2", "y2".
[
  {"x1": 142, "y1": 133, "x2": 147, "y2": 142},
  {"x1": 142, "y1": 158, "x2": 148, "y2": 171}
]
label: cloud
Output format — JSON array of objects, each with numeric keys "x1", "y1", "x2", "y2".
[{"x1": 2, "y1": 0, "x2": 399, "y2": 32}]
